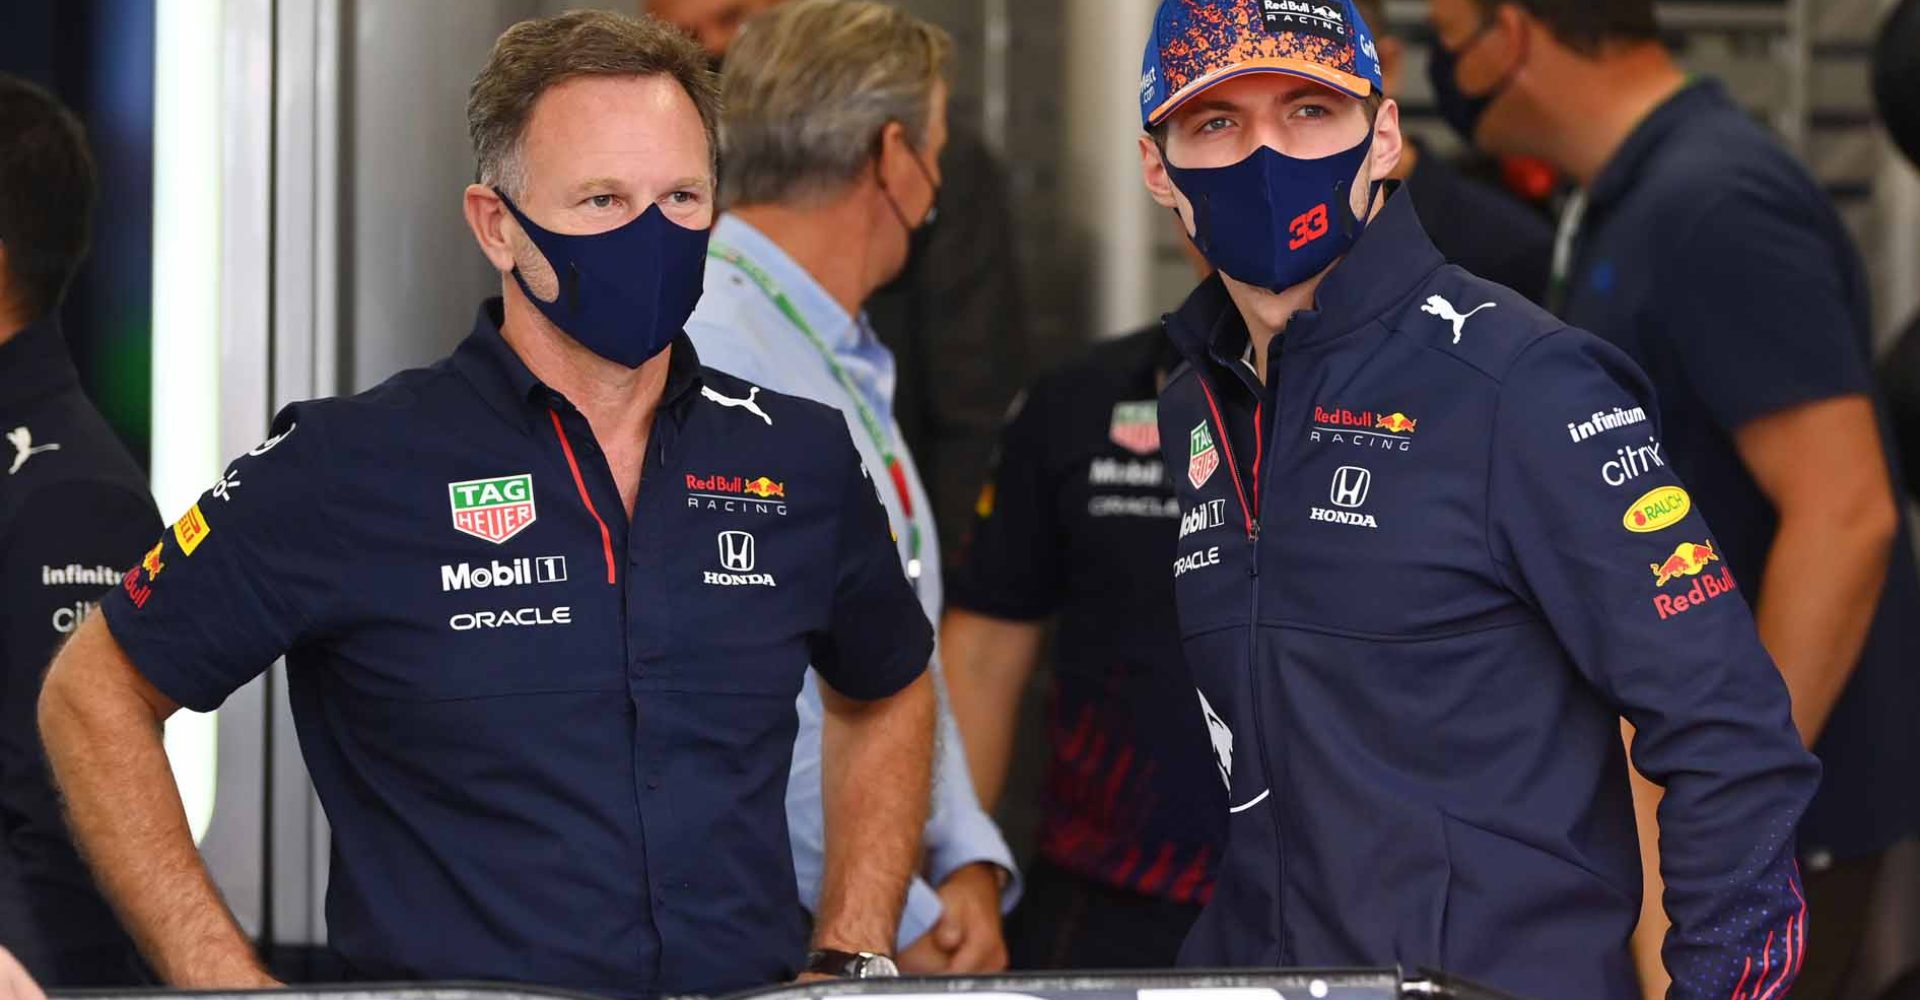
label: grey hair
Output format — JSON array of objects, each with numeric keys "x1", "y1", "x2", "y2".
[{"x1": 719, "y1": 0, "x2": 951, "y2": 207}]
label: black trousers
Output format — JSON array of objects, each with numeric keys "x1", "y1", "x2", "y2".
[
  {"x1": 1005, "y1": 858, "x2": 1205, "y2": 971},
  {"x1": 1798, "y1": 838, "x2": 1920, "y2": 999}
]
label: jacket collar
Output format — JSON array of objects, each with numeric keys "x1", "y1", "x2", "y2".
[
  {"x1": 451, "y1": 297, "x2": 704, "y2": 429},
  {"x1": 1164, "y1": 185, "x2": 1443, "y2": 377},
  {"x1": 0, "y1": 317, "x2": 82, "y2": 413}
]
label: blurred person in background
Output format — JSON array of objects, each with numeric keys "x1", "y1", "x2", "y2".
[
  {"x1": 649, "y1": 0, "x2": 1029, "y2": 570},
  {"x1": 0, "y1": 72, "x2": 156, "y2": 988},
  {"x1": 1878, "y1": 0, "x2": 1920, "y2": 505},
  {"x1": 37, "y1": 12, "x2": 938, "y2": 995},
  {"x1": 1352, "y1": 0, "x2": 1554, "y2": 302},
  {"x1": 1426, "y1": 0, "x2": 1920, "y2": 994},
  {"x1": 941, "y1": 222, "x2": 1222, "y2": 970},
  {"x1": 1139, "y1": 0, "x2": 1818, "y2": 995},
  {"x1": 684, "y1": 0, "x2": 1018, "y2": 976}
]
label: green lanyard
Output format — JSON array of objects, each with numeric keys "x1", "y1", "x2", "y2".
[{"x1": 708, "y1": 242, "x2": 924, "y2": 584}]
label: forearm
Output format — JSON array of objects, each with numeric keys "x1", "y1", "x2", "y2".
[
  {"x1": 1623, "y1": 723, "x2": 1670, "y2": 1000},
  {"x1": 816, "y1": 672, "x2": 935, "y2": 954},
  {"x1": 1753, "y1": 509, "x2": 1894, "y2": 744},
  {"x1": 37, "y1": 624, "x2": 270, "y2": 986},
  {"x1": 938, "y1": 612, "x2": 1043, "y2": 810}
]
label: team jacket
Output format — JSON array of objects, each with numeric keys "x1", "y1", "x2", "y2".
[{"x1": 1157, "y1": 191, "x2": 1820, "y2": 1000}]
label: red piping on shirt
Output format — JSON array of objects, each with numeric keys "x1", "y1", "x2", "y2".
[{"x1": 548, "y1": 409, "x2": 616, "y2": 585}]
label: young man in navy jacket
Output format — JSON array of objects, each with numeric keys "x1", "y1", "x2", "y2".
[{"x1": 1134, "y1": 2, "x2": 1820, "y2": 998}]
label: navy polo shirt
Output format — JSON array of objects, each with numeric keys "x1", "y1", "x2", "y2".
[
  {"x1": 947, "y1": 329, "x2": 1223, "y2": 904},
  {"x1": 1, "y1": 319, "x2": 157, "y2": 984},
  {"x1": 99, "y1": 300, "x2": 931, "y2": 998},
  {"x1": 1559, "y1": 79, "x2": 1920, "y2": 862}
]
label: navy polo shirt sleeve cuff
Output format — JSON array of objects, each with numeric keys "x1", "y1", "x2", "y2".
[
  {"x1": 820, "y1": 632, "x2": 930, "y2": 703},
  {"x1": 100, "y1": 598, "x2": 235, "y2": 715}
]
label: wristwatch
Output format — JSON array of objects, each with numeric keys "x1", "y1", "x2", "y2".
[{"x1": 804, "y1": 948, "x2": 900, "y2": 979}]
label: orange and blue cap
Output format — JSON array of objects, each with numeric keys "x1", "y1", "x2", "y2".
[{"x1": 1141, "y1": 0, "x2": 1383, "y2": 130}]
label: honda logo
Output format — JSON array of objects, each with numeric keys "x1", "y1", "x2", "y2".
[
  {"x1": 718, "y1": 531, "x2": 757, "y2": 572},
  {"x1": 1330, "y1": 466, "x2": 1372, "y2": 509}
]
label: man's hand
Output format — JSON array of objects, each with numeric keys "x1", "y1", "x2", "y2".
[
  {"x1": 0, "y1": 947, "x2": 44, "y2": 1000},
  {"x1": 929, "y1": 862, "x2": 1009, "y2": 974}
]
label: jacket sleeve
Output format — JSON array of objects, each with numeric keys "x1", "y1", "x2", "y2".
[{"x1": 1486, "y1": 330, "x2": 1821, "y2": 1000}]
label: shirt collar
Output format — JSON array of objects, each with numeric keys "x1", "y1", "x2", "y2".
[
  {"x1": 451, "y1": 297, "x2": 706, "y2": 428},
  {"x1": 1587, "y1": 78, "x2": 1725, "y2": 211},
  {"x1": 0, "y1": 316, "x2": 81, "y2": 411},
  {"x1": 1164, "y1": 184, "x2": 1443, "y2": 371},
  {"x1": 711, "y1": 213, "x2": 861, "y2": 350}
]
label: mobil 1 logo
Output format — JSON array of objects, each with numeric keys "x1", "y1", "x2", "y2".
[{"x1": 441, "y1": 555, "x2": 568, "y2": 592}]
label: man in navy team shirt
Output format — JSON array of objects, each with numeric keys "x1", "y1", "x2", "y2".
[{"x1": 37, "y1": 11, "x2": 936, "y2": 996}]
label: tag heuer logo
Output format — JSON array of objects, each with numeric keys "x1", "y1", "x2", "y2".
[
  {"x1": 1188, "y1": 423, "x2": 1220, "y2": 489},
  {"x1": 449, "y1": 473, "x2": 537, "y2": 544}
]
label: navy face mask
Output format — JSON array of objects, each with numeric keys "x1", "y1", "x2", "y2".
[
  {"x1": 1164, "y1": 133, "x2": 1379, "y2": 294},
  {"x1": 1427, "y1": 21, "x2": 1521, "y2": 147},
  {"x1": 497, "y1": 191, "x2": 711, "y2": 369}
]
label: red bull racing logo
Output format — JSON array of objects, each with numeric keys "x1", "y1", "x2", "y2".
[
  {"x1": 686, "y1": 473, "x2": 791, "y2": 516},
  {"x1": 1310, "y1": 406, "x2": 1417, "y2": 452},
  {"x1": 1650, "y1": 540, "x2": 1737, "y2": 620}
]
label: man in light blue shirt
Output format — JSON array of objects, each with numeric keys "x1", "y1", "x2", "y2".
[{"x1": 683, "y1": 0, "x2": 1018, "y2": 975}]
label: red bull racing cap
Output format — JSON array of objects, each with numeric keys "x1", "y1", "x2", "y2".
[{"x1": 1141, "y1": 0, "x2": 1384, "y2": 130}]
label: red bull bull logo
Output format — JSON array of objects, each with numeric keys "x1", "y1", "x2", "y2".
[
  {"x1": 1651, "y1": 540, "x2": 1719, "y2": 587},
  {"x1": 743, "y1": 477, "x2": 785, "y2": 499},
  {"x1": 123, "y1": 542, "x2": 166, "y2": 610},
  {"x1": 1375, "y1": 412, "x2": 1418, "y2": 434},
  {"x1": 1650, "y1": 540, "x2": 1736, "y2": 619}
]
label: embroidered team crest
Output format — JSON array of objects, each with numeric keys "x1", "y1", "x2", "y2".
[
  {"x1": 1109, "y1": 401, "x2": 1160, "y2": 456},
  {"x1": 1188, "y1": 422, "x2": 1220, "y2": 489}
]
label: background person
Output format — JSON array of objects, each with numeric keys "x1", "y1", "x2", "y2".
[
  {"x1": 683, "y1": 0, "x2": 1017, "y2": 975},
  {"x1": 0, "y1": 71, "x2": 156, "y2": 988},
  {"x1": 942, "y1": 223, "x2": 1222, "y2": 970},
  {"x1": 647, "y1": 0, "x2": 1031, "y2": 569}
]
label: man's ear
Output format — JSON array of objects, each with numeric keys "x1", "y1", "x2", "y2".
[
  {"x1": 1370, "y1": 98, "x2": 1405, "y2": 183},
  {"x1": 464, "y1": 184, "x2": 517, "y2": 274},
  {"x1": 1140, "y1": 134, "x2": 1181, "y2": 210}
]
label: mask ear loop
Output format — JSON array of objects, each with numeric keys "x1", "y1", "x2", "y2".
[{"x1": 873, "y1": 123, "x2": 939, "y2": 231}]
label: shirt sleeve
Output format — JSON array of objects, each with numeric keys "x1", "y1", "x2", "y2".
[
  {"x1": 946, "y1": 382, "x2": 1065, "y2": 620},
  {"x1": 98, "y1": 407, "x2": 346, "y2": 713},
  {"x1": 808, "y1": 426, "x2": 933, "y2": 702},
  {"x1": 1656, "y1": 191, "x2": 1873, "y2": 431},
  {"x1": 1486, "y1": 330, "x2": 1821, "y2": 1000}
]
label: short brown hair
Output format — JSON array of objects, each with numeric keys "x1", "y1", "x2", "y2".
[
  {"x1": 1465, "y1": 0, "x2": 1659, "y2": 56},
  {"x1": 720, "y1": 0, "x2": 951, "y2": 207},
  {"x1": 466, "y1": 10, "x2": 720, "y2": 197},
  {"x1": 0, "y1": 73, "x2": 96, "y2": 321}
]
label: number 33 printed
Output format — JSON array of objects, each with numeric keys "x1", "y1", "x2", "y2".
[{"x1": 1288, "y1": 203, "x2": 1330, "y2": 250}]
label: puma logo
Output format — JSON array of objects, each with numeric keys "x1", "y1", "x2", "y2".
[
  {"x1": 701, "y1": 385, "x2": 772, "y2": 426},
  {"x1": 7, "y1": 426, "x2": 60, "y2": 475},
  {"x1": 1421, "y1": 295, "x2": 1497, "y2": 344}
]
